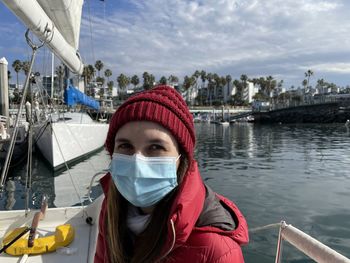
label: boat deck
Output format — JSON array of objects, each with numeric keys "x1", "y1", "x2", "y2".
[{"x1": 0, "y1": 197, "x2": 102, "y2": 262}]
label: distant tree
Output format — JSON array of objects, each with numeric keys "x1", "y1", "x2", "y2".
[
  {"x1": 94, "y1": 60, "x2": 104, "y2": 77},
  {"x1": 98, "y1": 87, "x2": 105, "y2": 98},
  {"x1": 7, "y1": 70, "x2": 11, "y2": 80},
  {"x1": 117, "y1": 73, "x2": 130, "y2": 99},
  {"x1": 104, "y1": 69, "x2": 112, "y2": 82},
  {"x1": 305, "y1": 69, "x2": 314, "y2": 88},
  {"x1": 183, "y1": 75, "x2": 196, "y2": 90},
  {"x1": 21, "y1": 61, "x2": 30, "y2": 76},
  {"x1": 168, "y1": 75, "x2": 179, "y2": 85},
  {"x1": 225, "y1": 74, "x2": 232, "y2": 98},
  {"x1": 12, "y1": 60, "x2": 22, "y2": 88},
  {"x1": 131, "y1": 75, "x2": 140, "y2": 89},
  {"x1": 107, "y1": 80, "x2": 114, "y2": 98},
  {"x1": 55, "y1": 65, "x2": 65, "y2": 97},
  {"x1": 302, "y1": 79, "x2": 308, "y2": 89},
  {"x1": 82, "y1": 64, "x2": 95, "y2": 93},
  {"x1": 266, "y1": 76, "x2": 277, "y2": 97},
  {"x1": 206, "y1": 73, "x2": 214, "y2": 105},
  {"x1": 96, "y1": 76, "x2": 105, "y2": 87},
  {"x1": 142, "y1": 72, "x2": 154, "y2": 90},
  {"x1": 159, "y1": 76, "x2": 167, "y2": 85},
  {"x1": 200, "y1": 70, "x2": 206, "y2": 88}
]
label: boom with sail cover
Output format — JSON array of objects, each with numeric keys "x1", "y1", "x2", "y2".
[
  {"x1": 1, "y1": 0, "x2": 84, "y2": 74},
  {"x1": 64, "y1": 85, "x2": 100, "y2": 110}
]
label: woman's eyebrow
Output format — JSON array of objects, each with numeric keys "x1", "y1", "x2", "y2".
[
  {"x1": 147, "y1": 138, "x2": 169, "y2": 145},
  {"x1": 115, "y1": 138, "x2": 131, "y2": 143}
]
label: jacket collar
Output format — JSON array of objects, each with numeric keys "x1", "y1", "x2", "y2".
[
  {"x1": 167, "y1": 160, "x2": 206, "y2": 245},
  {"x1": 100, "y1": 161, "x2": 248, "y2": 248}
]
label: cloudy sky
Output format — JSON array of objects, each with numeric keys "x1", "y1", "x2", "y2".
[{"x1": 1, "y1": 0, "x2": 350, "y2": 88}]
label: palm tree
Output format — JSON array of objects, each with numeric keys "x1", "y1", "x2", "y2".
[
  {"x1": 82, "y1": 65, "x2": 95, "y2": 93},
  {"x1": 168, "y1": 75, "x2": 179, "y2": 86},
  {"x1": 183, "y1": 75, "x2": 196, "y2": 105},
  {"x1": 55, "y1": 65, "x2": 65, "y2": 98},
  {"x1": 96, "y1": 76, "x2": 105, "y2": 87},
  {"x1": 107, "y1": 80, "x2": 114, "y2": 98},
  {"x1": 94, "y1": 60, "x2": 104, "y2": 77},
  {"x1": 266, "y1": 75, "x2": 276, "y2": 97},
  {"x1": 213, "y1": 73, "x2": 220, "y2": 100},
  {"x1": 12, "y1": 59, "x2": 22, "y2": 88},
  {"x1": 304, "y1": 69, "x2": 314, "y2": 88},
  {"x1": 131, "y1": 75, "x2": 140, "y2": 89},
  {"x1": 104, "y1": 69, "x2": 112, "y2": 82},
  {"x1": 192, "y1": 70, "x2": 200, "y2": 102},
  {"x1": 21, "y1": 61, "x2": 30, "y2": 76},
  {"x1": 225, "y1": 75, "x2": 232, "y2": 103},
  {"x1": 302, "y1": 79, "x2": 308, "y2": 89},
  {"x1": 117, "y1": 73, "x2": 130, "y2": 99},
  {"x1": 240, "y1": 74, "x2": 248, "y2": 102},
  {"x1": 142, "y1": 72, "x2": 155, "y2": 90},
  {"x1": 159, "y1": 76, "x2": 167, "y2": 85}
]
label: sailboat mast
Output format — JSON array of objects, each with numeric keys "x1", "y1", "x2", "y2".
[{"x1": 51, "y1": 53, "x2": 54, "y2": 98}]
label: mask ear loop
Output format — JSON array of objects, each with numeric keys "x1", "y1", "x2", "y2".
[{"x1": 176, "y1": 154, "x2": 181, "y2": 161}]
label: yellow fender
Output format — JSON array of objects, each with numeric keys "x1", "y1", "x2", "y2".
[{"x1": 2, "y1": 224, "x2": 75, "y2": 256}]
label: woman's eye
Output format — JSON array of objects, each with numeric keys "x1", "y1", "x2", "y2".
[
  {"x1": 117, "y1": 143, "x2": 133, "y2": 150},
  {"x1": 149, "y1": 144, "x2": 165, "y2": 151}
]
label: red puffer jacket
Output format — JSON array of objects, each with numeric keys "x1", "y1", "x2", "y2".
[{"x1": 94, "y1": 161, "x2": 249, "y2": 262}]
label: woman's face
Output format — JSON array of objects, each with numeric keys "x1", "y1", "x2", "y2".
[
  {"x1": 114, "y1": 121, "x2": 181, "y2": 213},
  {"x1": 114, "y1": 121, "x2": 180, "y2": 166}
]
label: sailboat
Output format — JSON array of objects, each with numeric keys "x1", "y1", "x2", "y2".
[
  {"x1": 35, "y1": 85, "x2": 109, "y2": 170},
  {"x1": 0, "y1": 0, "x2": 105, "y2": 261},
  {"x1": 1, "y1": 0, "x2": 108, "y2": 170}
]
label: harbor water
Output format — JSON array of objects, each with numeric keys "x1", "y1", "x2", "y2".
[{"x1": 1, "y1": 123, "x2": 350, "y2": 262}]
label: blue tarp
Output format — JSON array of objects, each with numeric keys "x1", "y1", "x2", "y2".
[{"x1": 64, "y1": 85, "x2": 100, "y2": 110}]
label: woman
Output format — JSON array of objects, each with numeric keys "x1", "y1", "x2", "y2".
[{"x1": 94, "y1": 85, "x2": 249, "y2": 262}]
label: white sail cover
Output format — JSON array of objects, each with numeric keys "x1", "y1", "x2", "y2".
[
  {"x1": 1, "y1": 0, "x2": 84, "y2": 74},
  {"x1": 37, "y1": 0, "x2": 83, "y2": 50}
]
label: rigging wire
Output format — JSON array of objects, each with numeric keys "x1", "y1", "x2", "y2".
[{"x1": 86, "y1": 0, "x2": 96, "y2": 64}]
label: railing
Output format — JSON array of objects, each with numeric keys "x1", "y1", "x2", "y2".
[
  {"x1": 271, "y1": 96, "x2": 350, "y2": 111},
  {"x1": 272, "y1": 221, "x2": 350, "y2": 263}
]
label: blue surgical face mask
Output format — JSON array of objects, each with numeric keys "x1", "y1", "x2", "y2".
[{"x1": 110, "y1": 153, "x2": 180, "y2": 207}]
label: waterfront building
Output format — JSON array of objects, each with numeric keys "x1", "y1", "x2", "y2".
[
  {"x1": 242, "y1": 81, "x2": 258, "y2": 103},
  {"x1": 42, "y1": 75, "x2": 59, "y2": 97}
]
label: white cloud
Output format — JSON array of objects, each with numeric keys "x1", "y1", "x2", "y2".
[
  {"x1": 4, "y1": 0, "x2": 348, "y2": 87},
  {"x1": 306, "y1": 63, "x2": 350, "y2": 74}
]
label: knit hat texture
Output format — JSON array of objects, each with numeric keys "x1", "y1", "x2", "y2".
[{"x1": 105, "y1": 85, "x2": 195, "y2": 160}]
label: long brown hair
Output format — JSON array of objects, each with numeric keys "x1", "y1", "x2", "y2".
[{"x1": 106, "y1": 155, "x2": 189, "y2": 263}]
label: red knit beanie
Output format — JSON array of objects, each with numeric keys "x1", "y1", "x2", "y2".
[{"x1": 105, "y1": 85, "x2": 195, "y2": 160}]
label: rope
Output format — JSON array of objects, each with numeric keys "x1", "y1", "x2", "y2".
[
  {"x1": 249, "y1": 222, "x2": 281, "y2": 233},
  {"x1": 51, "y1": 125, "x2": 84, "y2": 207}
]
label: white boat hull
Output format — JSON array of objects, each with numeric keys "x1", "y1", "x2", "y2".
[
  {"x1": 0, "y1": 195, "x2": 103, "y2": 262},
  {"x1": 36, "y1": 120, "x2": 109, "y2": 170}
]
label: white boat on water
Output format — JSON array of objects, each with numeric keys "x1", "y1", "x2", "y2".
[
  {"x1": 35, "y1": 111, "x2": 108, "y2": 170},
  {"x1": 218, "y1": 120, "x2": 230, "y2": 126},
  {"x1": 0, "y1": 0, "x2": 109, "y2": 170},
  {"x1": 0, "y1": 115, "x2": 10, "y2": 151}
]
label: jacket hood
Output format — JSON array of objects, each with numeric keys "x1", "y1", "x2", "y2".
[{"x1": 166, "y1": 161, "x2": 249, "y2": 248}]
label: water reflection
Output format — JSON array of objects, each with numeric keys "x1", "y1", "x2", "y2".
[
  {"x1": 194, "y1": 123, "x2": 350, "y2": 261},
  {"x1": 1, "y1": 123, "x2": 349, "y2": 262},
  {"x1": 0, "y1": 148, "x2": 110, "y2": 209}
]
